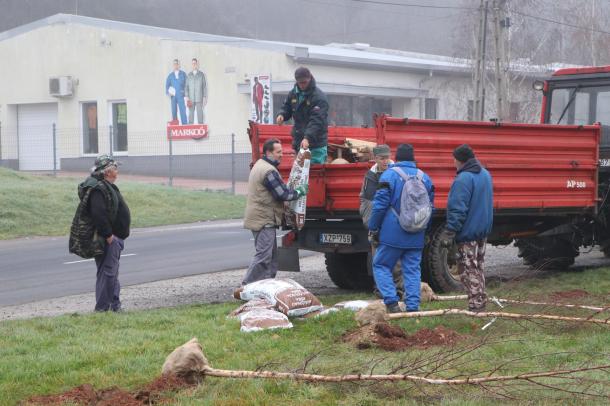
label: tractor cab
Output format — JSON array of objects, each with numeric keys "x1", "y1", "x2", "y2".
[{"x1": 539, "y1": 66, "x2": 610, "y2": 165}]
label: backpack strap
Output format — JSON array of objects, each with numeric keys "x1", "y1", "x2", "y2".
[
  {"x1": 392, "y1": 166, "x2": 424, "y2": 182},
  {"x1": 391, "y1": 166, "x2": 409, "y2": 181}
]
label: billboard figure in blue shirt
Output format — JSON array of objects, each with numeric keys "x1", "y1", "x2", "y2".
[
  {"x1": 165, "y1": 59, "x2": 188, "y2": 125},
  {"x1": 368, "y1": 144, "x2": 435, "y2": 314}
]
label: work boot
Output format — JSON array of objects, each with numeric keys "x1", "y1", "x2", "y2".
[
  {"x1": 468, "y1": 305, "x2": 486, "y2": 313},
  {"x1": 385, "y1": 302, "x2": 402, "y2": 314}
]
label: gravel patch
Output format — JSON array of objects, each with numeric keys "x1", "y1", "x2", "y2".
[
  {"x1": 0, "y1": 254, "x2": 347, "y2": 321},
  {"x1": 1, "y1": 245, "x2": 607, "y2": 321}
]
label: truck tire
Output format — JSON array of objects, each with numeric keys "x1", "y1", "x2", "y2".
[
  {"x1": 325, "y1": 252, "x2": 374, "y2": 291},
  {"x1": 422, "y1": 224, "x2": 464, "y2": 293}
]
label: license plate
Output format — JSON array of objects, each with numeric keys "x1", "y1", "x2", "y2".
[{"x1": 320, "y1": 233, "x2": 352, "y2": 245}]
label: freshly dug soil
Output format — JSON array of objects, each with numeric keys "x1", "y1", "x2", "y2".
[
  {"x1": 25, "y1": 384, "x2": 138, "y2": 406},
  {"x1": 25, "y1": 374, "x2": 195, "y2": 405},
  {"x1": 343, "y1": 323, "x2": 464, "y2": 351},
  {"x1": 549, "y1": 289, "x2": 589, "y2": 301}
]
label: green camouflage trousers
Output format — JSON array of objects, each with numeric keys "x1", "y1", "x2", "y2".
[{"x1": 456, "y1": 239, "x2": 487, "y2": 310}]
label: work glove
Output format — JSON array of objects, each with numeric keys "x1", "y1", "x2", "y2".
[
  {"x1": 295, "y1": 185, "x2": 309, "y2": 198},
  {"x1": 368, "y1": 230, "x2": 380, "y2": 247},
  {"x1": 439, "y1": 228, "x2": 456, "y2": 248}
]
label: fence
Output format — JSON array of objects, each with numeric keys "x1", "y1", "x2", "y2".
[{"x1": 0, "y1": 123, "x2": 254, "y2": 194}]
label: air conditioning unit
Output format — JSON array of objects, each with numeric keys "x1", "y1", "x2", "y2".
[{"x1": 49, "y1": 76, "x2": 74, "y2": 97}]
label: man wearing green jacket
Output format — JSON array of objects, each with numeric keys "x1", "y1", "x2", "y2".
[{"x1": 276, "y1": 67, "x2": 328, "y2": 164}]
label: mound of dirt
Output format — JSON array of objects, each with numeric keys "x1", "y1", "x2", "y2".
[
  {"x1": 135, "y1": 374, "x2": 196, "y2": 404},
  {"x1": 342, "y1": 323, "x2": 464, "y2": 351},
  {"x1": 26, "y1": 384, "x2": 138, "y2": 406},
  {"x1": 26, "y1": 374, "x2": 194, "y2": 406},
  {"x1": 550, "y1": 289, "x2": 589, "y2": 301}
]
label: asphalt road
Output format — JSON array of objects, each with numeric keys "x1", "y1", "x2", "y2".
[
  {"x1": 0, "y1": 221, "x2": 275, "y2": 306},
  {"x1": 2, "y1": 220, "x2": 610, "y2": 308}
]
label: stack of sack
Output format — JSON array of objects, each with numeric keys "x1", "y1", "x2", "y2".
[
  {"x1": 232, "y1": 278, "x2": 323, "y2": 332},
  {"x1": 231, "y1": 280, "x2": 435, "y2": 333}
]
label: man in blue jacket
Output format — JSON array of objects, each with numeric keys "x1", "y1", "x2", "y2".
[
  {"x1": 440, "y1": 144, "x2": 493, "y2": 312},
  {"x1": 165, "y1": 59, "x2": 188, "y2": 125},
  {"x1": 369, "y1": 144, "x2": 434, "y2": 313}
]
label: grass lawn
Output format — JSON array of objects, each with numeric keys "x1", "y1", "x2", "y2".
[
  {"x1": 0, "y1": 168, "x2": 246, "y2": 240},
  {"x1": 1, "y1": 268, "x2": 609, "y2": 405}
]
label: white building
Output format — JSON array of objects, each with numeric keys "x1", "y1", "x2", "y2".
[{"x1": 0, "y1": 14, "x2": 550, "y2": 178}]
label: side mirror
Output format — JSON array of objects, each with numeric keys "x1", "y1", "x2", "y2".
[{"x1": 532, "y1": 80, "x2": 545, "y2": 91}]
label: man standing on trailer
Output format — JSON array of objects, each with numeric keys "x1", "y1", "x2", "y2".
[
  {"x1": 439, "y1": 144, "x2": 493, "y2": 312},
  {"x1": 368, "y1": 144, "x2": 434, "y2": 313},
  {"x1": 276, "y1": 67, "x2": 328, "y2": 164},
  {"x1": 360, "y1": 144, "x2": 404, "y2": 300}
]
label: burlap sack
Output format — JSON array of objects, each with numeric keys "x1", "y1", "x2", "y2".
[
  {"x1": 236, "y1": 278, "x2": 323, "y2": 317},
  {"x1": 355, "y1": 302, "x2": 388, "y2": 326},
  {"x1": 161, "y1": 337, "x2": 208, "y2": 384},
  {"x1": 240, "y1": 309, "x2": 293, "y2": 333},
  {"x1": 420, "y1": 282, "x2": 436, "y2": 302}
]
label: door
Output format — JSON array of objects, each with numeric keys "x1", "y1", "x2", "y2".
[{"x1": 17, "y1": 103, "x2": 59, "y2": 170}]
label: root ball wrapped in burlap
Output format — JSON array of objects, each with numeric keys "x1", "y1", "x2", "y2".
[
  {"x1": 355, "y1": 302, "x2": 388, "y2": 326},
  {"x1": 162, "y1": 338, "x2": 209, "y2": 384}
]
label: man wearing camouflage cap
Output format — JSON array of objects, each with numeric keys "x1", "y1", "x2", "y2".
[
  {"x1": 77, "y1": 155, "x2": 131, "y2": 312},
  {"x1": 359, "y1": 145, "x2": 404, "y2": 299}
]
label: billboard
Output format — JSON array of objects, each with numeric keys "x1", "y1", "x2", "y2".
[{"x1": 250, "y1": 74, "x2": 273, "y2": 124}]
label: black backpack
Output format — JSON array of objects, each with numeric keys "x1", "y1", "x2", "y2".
[{"x1": 68, "y1": 180, "x2": 115, "y2": 258}]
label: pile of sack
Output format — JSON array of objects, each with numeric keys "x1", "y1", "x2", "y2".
[
  {"x1": 231, "y1": 279, "x2": 436, "y2": 333},
  {"x1": 231, "y1": 278, "x2": 324, "y2": 332}
]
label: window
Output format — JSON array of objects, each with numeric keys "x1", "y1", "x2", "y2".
[
  {"x1": 110, "y1": 102, "x2": 128, "y2": 153},
  {"x1": 467, "y1": 100, "x2": 474, "y2": 121},
  {"x1": 273, "y1": 94, "x2": 286, "y2": 122},
  {"x1": 273, "y1": 93, "x2": 391, "y2": 127},
  {"x1": 82, "y1": 102, "x2": 98, "y2": 155},
  {"x1": 509, "y1": 102, "x2": 520, "y2": 122},
  {"x1": 425, "y1": 98, "x2": 438, "y2": 119},
  {"x1": 596, "y1": 90, "x2": 610, "y2": 125}
]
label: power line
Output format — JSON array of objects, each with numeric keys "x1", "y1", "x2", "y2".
[
  {"x1": 512, "y1": 9, "x2": 610, "y2": 37},
  {"x1": 349, "y1": 0, "x2": 475, "y2": 10},
  {"x1": 299, "y1": 0, "x2": 610, "y2": 38}
]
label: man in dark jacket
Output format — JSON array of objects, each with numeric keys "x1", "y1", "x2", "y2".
[
  {"x1": 440, "y1": 145, "x2": 493, "y2": 312},
  {"x1": 369, "y1": 144, "x2": 434, "y2": 313},
  {"x1": 359, "y1": 144, "x2": 403, "y2": 299},
  {"x1": 88, "y1": 155, "x2": 131, "y2": 312},
  {"x1": 276, "y1": 67, "x2": 328, "y2": 164}
]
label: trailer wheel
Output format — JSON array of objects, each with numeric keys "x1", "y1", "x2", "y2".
[
  {"x1": 422, "y1": 224, "x2": 464, "y2": 293},
  {"x1": 515, "y1": 238, "x2": 577, "y2": 270},
  {"x1": 325, "y1": 252, "x2": 374, "y2": 291},
  {"x1": 515, "y1": 239, "x2": 540, "y2": 266}
]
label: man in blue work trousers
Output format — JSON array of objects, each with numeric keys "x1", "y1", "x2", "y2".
[{"x1": 368, "y1": 144, "x2": 434, "y2": 313}]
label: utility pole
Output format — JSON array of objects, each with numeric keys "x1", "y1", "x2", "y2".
[
  {"x1": 493, "y1": 0, "x2": 509, "y2": 121},
  {"x1": 473, "y1": 0, "x2": 489, "y2": 121},
  {"x1": 590, "y1": 0, "x2": 597, "y2": 66}
]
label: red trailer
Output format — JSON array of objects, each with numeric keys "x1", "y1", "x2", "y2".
[{"x1": 248, "y1": 65, "x2": 610, "y2": 292}]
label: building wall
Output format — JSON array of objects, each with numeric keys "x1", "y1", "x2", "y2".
[{"x1": 0, "y1": 21, "x2": 538, "y2": 173}]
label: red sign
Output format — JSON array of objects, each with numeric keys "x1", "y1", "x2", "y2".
[{"x1": 166, "y1": 123, "x2": 208, "y2": 140}]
